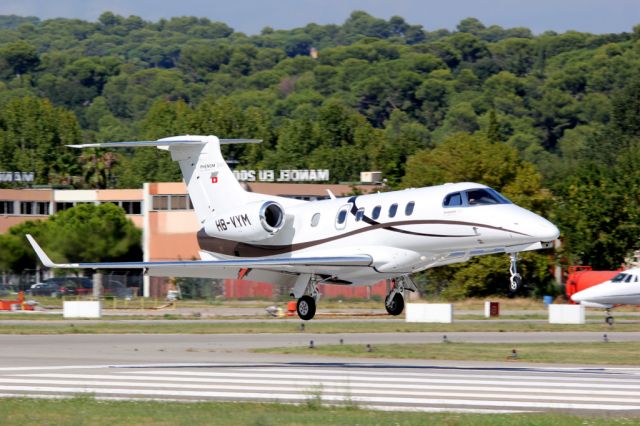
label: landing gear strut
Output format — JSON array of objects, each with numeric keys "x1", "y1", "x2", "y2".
[
  {"x1": 509, "y1": 253, "x2": 523, "y2": 292},
  {"x1": 291, "y1": 275, "x2": 320, "y2": 321}
]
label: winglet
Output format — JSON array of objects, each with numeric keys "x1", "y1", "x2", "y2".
[
  {"x1": 326, "y1": 189, "x2": 336, "y2": 200},
  {"x1": 25, "y1": 234, "x2": 56, "y2": 268}
]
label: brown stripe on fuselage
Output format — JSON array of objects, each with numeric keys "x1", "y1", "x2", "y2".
[{"x1": 197, "y1": 220, "x2": 529, "y2": 258}]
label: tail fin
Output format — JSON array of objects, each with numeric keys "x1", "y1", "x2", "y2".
[{"x1": 69, "y1": 135, "x2": 260, "y2": 224}]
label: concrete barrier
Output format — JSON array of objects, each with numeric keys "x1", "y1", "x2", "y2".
[
  {"x1": 63, "y1": 301, "x2": 101, "y2": 319},
  {"x1": 406, "y1": 303, "x2": 453, "y2": 323},
  {"x1": 548, "y1": 304, "x2": 585, "y2": 324}
]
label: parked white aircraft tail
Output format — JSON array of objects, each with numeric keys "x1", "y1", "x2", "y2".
[{"x1": 28, "y1": 135, "x2": 560, "y2": 320}]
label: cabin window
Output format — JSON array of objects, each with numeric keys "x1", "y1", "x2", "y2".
[
  {"x1": 337, "y1": 210, "x2": 347, "y2": 224},
  {"x1": 389, "y1": 203, "x2": 398, "y2": 218},
  {"x1": 625, "y1": 275, "x2": 634, "y2": 283},
  {"x1": 311, "y1": 213, "x2": 320, "y2": 227},
  {"x1": 405, "y1": 201, "x2": 415, "y2": 216},
  {"x1": 355, "y1": 208, "x2": 364, "y2": 221},
  {"x1": 443, "y1": 192, "x2": 463, "y2": 207},
  {"x1": 372, "y1": 205, "x2": 381, "y2": 220},
  {"x1": 335, "y1": 205, "x2": 350, "y2": 230}
]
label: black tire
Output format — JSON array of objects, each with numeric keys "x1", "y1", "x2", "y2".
[
  {"x1": 510, "y1": 275, "x2": 522, "y2": 292},
  {"x1": 606, "y1": 316, "x2": 614, "y2": 325},
  {"x1": 297, "y1": 295, "x2": 316, "y2": 321},
  {"x1": 385, "y1": 292, "x2": 404, "y2": 316}
]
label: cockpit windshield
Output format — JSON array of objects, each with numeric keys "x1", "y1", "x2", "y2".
[
  {"x1": 443, "y1": 188, "x2": 512, "y2": 208},
  {"x1": 611, "y1": 273, "x2": 628, "y2": 283}
]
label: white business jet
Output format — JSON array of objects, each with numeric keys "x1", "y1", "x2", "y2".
[
  {"x1": 26, "y1": 135, "x2": 559, "y2": 320},
  {"x1": 571, "y1": 268, "x2": 640, "y2": 324}
]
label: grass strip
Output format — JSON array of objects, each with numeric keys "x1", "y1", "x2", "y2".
[
  {"x1": 256, "y1": 341, "x2": 640, "y2": 365},
  {"x1": 0, "y1": 396, "x2": 637, "y2": 425}
]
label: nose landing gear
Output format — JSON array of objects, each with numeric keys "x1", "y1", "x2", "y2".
[{"x1": 509, "y1": 253, "x2": 523, "y2": 292}]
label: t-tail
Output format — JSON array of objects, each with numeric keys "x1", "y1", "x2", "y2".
[{"x1": 69, "y1": 135, "x2": 259, "y2": 224}]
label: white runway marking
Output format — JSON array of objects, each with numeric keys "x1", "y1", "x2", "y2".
[
  {"x1": 2, "y1": 364, "x2": 640, "y2": 413},
  {"x1": 5, "y1": 378, "x2": 640, "y2": 405}
]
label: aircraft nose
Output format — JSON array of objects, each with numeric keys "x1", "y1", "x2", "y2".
[
  {"x1": 517, "y1": 211, "x2": 559, "y2": 242},
  {"x1": 571, "y1": 290, "x2": 584, "y2": 303},
  {"x1": 535, "y1": 219, "x2": 560, "y2": 242}
]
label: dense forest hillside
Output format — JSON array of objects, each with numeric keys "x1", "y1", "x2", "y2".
[{"x1": 0, "y1": 11, "x2": 639, "y2": 295}]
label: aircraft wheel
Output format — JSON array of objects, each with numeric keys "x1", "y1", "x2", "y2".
[
  {"x1": 297, "y1": 295, "x2": 316, "y2": 321},
  {"x1": 605, "y1": 316, "x2": 614, "y2": 325},
  {"x1": 509, "y1": 274, "x2": 522, "y2": 292},
  {"x1": 385, "y1": 292, "x2": 404, "y2": 316}
]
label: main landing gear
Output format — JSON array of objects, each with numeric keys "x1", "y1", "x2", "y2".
[
  {"x1": 605, "y1": 309, "x2": 614, "y2": 325},
  {"x1": 291, "y1": 275, "x2": 320, "y2": 321},
  {"x1": 297, "y1": 295, "x2": 316, "y2": 321},
  {"x1": 385, "y1": 276, "x2": 417, "y2": 316},
  {"x1": 509, "y1": 253, "x2": 523, "y2": 293}
]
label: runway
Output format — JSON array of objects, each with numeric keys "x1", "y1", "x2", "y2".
[
  {"x1": 1, "y1": 362, "x2": 640, "y2": 413},
  {"x1": 1, "y1": 332, "x2": 639, "y2": 414}
]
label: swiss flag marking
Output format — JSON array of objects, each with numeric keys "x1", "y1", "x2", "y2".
[{"x1": 211, "y1": 176, "x2": 218, "y2": 184}]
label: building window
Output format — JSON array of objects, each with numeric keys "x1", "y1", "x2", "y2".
[
  {"x1": 311, "y1": 212, "x2": 320, "y2": 227},
  {"x1": 0, "y1": 201, "x2": 14, "y2": 215},
  {"x1": 405, "y1": 201, "x2": 415, "y2": 216},
  {"x1": 55, "y1": 202, "x2": 74, "y2": 212},
  {"x1": 105, "y1": 201, "x2": 142, "y2": 215},
  {"x1": 171, "y1": 195, "x2": 188, "y2": 210},
  {"x1": 123, "y1": 201, "x2": 141, "y2": 215},
  {"x1": 388, "y1": 203, "x2": 398, "y2": 218},
  {"x1": 20, "y1": 202, "x2": 33, "y2": 215},
  {"x1": 19, "y1": 201, "x2": 49, "y2": 215},
  {"x1": 152, "y1": 195, "x2": 169, "y2": 210},
  {"x1": 151, "y1": 195, "x2": 193, "y2": 211},
  {"x1": 36, "y1": 202, "x2": 50, "y2": 215}
]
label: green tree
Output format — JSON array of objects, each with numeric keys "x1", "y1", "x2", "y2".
[
  {"x1": 80, "y1": 150, "x2": 118, "y2": 189},
  {"x1": 41, "y1": 203, "x2": 141, "y2": 264},
  {"x1": 0, "y1": 97, "x2": 82, "y2": 185},
  {"x1": 1, "y1": 203, "x2": 141, "y2": 273},
  {"x1": 0, "y1": 40, "x2": 40, "y2": 76}
]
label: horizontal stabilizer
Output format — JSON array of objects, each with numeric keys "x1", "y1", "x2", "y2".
[
  {"x1": 67, "y1": 136, "x2": 261, "y2": 149},
  {"x1": 26, "y1": 235, "x2": 372, "y2": 272}
]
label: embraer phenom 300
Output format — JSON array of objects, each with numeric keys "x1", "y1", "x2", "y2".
[{"x1": 27, "y1": 135, "x2": 559, "y2": 320}]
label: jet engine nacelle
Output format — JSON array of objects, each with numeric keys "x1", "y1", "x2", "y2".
[{"x1": 204, "y1": 201, "x2": 285, "y2": 242}]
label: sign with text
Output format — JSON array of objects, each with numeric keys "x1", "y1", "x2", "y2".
[
  {"x1": 233, "y1": 169, "x2": 330, "y2": 182},
  {"x1": 0, "y1": 172, "x2": 35, "y2": 183}
]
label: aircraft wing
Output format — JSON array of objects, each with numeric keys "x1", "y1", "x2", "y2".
[{"x1": 26, "y1": 235, "x2": 372, "y2": 274}]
